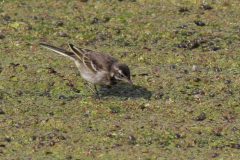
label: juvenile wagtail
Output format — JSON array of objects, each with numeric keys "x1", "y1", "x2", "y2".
[{"x1": 39, "y1": 43, "x2": 133, "y2": 99}]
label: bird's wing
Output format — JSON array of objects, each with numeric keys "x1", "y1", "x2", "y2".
[
  {"x1": 68, "y1": 44, "x2": 85, "y2": 62},
  {"x1": 82, "y1": 53, "x2": 103, "y2": 73},
  {"x1": 68, "y1": 44, "x2": 97, "y2": 73},
  {"x1": 39, "y1": 43, "x2": 118, "y2": 73},
  {"x1": 39, "y1": 43, "x2": 76, "y2": 61},
  {"x1": 70, "y1": 44, "x2": 118, "y2": 73}
]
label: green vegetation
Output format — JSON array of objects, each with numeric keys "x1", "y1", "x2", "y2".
[{"x1": 0, "y1": 0, "x2": 240, "y2": 159}]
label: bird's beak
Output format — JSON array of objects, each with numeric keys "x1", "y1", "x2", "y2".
[{"x1": 125, "y1": 78, "x2": 133, "y2": 86}]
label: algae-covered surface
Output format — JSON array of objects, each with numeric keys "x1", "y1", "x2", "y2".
[{"x1": 1, "y1": 0, "x2": 240, "y2": 159}]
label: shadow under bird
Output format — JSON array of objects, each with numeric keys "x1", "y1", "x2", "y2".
[{"x1": 39, "y1": 43, "x2": 133, "y2": 99}]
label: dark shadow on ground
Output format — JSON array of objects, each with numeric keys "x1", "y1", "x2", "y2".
[{"x1": 98, "y1": 84, "x2": 152, "y2": 100}]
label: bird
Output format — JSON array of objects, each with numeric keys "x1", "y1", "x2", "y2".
[{"x1": 39, "y1": 43, "x2": 133, "y2": 99}]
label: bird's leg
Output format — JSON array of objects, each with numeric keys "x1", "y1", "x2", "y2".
[
  {"x1": 84, "y1": 83, "x2": 101, "y2": 99},
  {"x1": 94, "y1": 85, "x2": 99, "y2": 96}
]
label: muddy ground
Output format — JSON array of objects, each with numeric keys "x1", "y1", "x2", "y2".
[{"x1": 0, "y1": 0, "x2": 240, "y2": 159}]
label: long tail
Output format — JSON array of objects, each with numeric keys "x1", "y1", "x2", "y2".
[{"x1": 39, "y1": 43, "x2": 76, "y2": 61}]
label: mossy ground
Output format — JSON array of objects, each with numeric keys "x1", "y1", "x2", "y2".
[{"x1": 1, "y1": 0, "x2": 240, "y2": 159}]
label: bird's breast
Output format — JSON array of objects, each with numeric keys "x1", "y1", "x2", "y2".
[{"x1": 74, "y1": 60, "x2": 111, "y2": 85}]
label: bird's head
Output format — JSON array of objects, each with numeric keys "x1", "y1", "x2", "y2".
[{"x1": 110, "y1": 62, "x2": 133, "y2": 85}]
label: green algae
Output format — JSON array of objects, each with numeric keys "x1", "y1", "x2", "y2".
[{"x1": 1, "y1": 0, "x2": 240, "y2": 159}]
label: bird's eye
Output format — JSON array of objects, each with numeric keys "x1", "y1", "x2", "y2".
[{"x1": 120, "y1": 74, "x2": 124, "y2": 77}]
